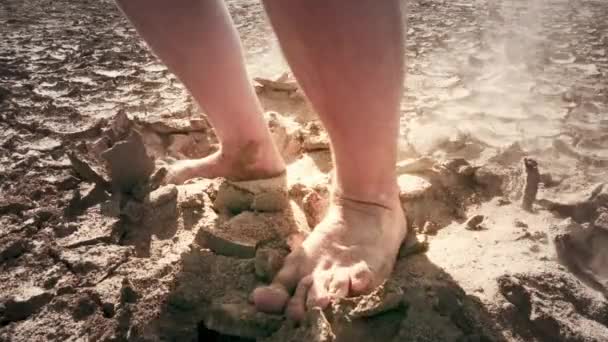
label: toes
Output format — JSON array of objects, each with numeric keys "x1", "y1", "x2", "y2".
[
  {"x1": 286, "y1": 276, "x2": 313, "y2": 321},
  {"x1": 328, "y1": 271, "x2": 350, "y2": 299},
  {"x1": 252, "y1": 284, "x2": 290, "y2": 314},
  {"x1": 305, "y1": 274, "x2": 332, "y2": 310},
  {"x1": 253, "y1": 254, "x2": 300, "y2": 314},
  {"x1": 349, "y1": 262, "x2": 374, "y2": 295}
]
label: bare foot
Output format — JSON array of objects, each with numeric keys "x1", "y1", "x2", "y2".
[
  {"x1": 252, "y1": 192, "x2": 407, "y2": 320},
  {"x1": 164, "y1": 140, "x2": 285, "y2": 184}
]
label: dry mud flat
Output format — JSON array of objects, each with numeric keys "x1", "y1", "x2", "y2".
[
  {"x1": 2, "y1": 0, "x2": 608, "y2": 341},
  {"x1": 1, "y1": 109, "x2": 607, "y2": 342}
]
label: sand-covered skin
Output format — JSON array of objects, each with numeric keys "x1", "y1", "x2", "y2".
[{"x1": 1, "y1": 0, "x2": 608, "y2": 341}]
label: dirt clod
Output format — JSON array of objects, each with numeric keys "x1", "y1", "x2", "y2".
[
  {"x1": 465, "y1": 214, "x2": 485, "y2": 230},
  {"x1": 522, "y1": 158, "x2": 540, "y2": 212},
  {"x1": 101, "y1": 130, "x2": 155, "y2": 193}
]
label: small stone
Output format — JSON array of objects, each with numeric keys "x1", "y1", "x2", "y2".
[
  {"x1": 529, "y1": 244, "x2": 541, "y2": 253},
  {"x1": 465, "y1": 215, "x2": 485, "y2": 230},
  {"x1": 497, "y1": 197, "x2": 511, "y2": 206}
]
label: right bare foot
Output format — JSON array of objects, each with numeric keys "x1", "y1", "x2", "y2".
[
  {"x1": 164, "y1": 140, "x2": 285, "y2": 184},
  {"x1": 251, "y1": 191, "x2": 407, "y2": 320}
]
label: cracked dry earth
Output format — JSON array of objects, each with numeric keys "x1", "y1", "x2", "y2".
[{"x1": 1, "y1": 0, "x2": 608, "y2": 341}]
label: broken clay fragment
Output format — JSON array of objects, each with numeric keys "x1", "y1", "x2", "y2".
[
  {"x1": 398, "y1": 174, "x2": 432, "y2": 201},
  {"x1": 213, "y1": 175, "x2": 288, "y2": 214},
  {"x1": 67, "y1": 152, "x2": 108, "y2": 186},
  {"x1": 254, "y1": 76, "x2": 298, "y2": 92},
  {"x1": 104, "y1": 109, "x2": 132, "y2": 143},
  {"x1": 134, "y1": 116, "x2": 209, "y2": 134},
  {"x1": 202, "y1": 212, "x2": 278, "y2": 258},
  {"x1": 147, "y1": 184, "x2": 178, "y2": 207},
  {"x1": 0, "y1": 286, "x2": 53, "y2": 324},
  {"x1": 148, "y1": 166, "x2": 168, "y2": 190},
  {"x1": 305, "y1": 308, "x2": 336, "y2": 342},
  {"x1": 396, "y1": 156, "x2": 435, "y2": 174},
  {"x1": 595, "y1": 211, "x2": 608, "y2": 231},
  {"x1": 120, "y1": 278, "x2": 139, "y2": 304},
  {"x1": 302, "y1": 190, "x2": 328, "y2": 228},
  {"x1": 204, "y1": 302, "x2": 284, "y2": 339},
  {"x1": 101, "y1": 130, "x2": 155, "y2": 193},
  {"x1": 121, "y1": 200, "x2": 145, "y2": 223},
  {"x1": 180, "y1": 190, "x2": 206, "y2": 209},
  {"x1": 331, "y1": 281, "x2": 406, "y2": 319},
  {"x1": 522, "y1": 158, "x2": 540, "y2": 211},
  {"x1": 422, "y1": 221, "x2": 439, "y2": 235},
  {"x1": 213, "y1": 180, "x2": 255, "y2": 214},
  {"x1": 301, "y1": 122, "x2": 330, "y2": 152}
]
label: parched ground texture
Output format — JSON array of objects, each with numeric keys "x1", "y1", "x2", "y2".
[{"x1": 1, "y1": 0, "x2": 608, "y2": 341}]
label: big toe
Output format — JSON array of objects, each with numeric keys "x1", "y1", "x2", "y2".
[
  {"x1": 253, "y1": 257, "x2": 300, "y2": 313},
  {"x1": 252, "y1": 284, "x2": 290, "y2": 314}
]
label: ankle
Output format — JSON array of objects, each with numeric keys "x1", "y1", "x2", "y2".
[
  {"x1": 332, "y1": 181, "x2": 400, "y2": 210},
  {"x1": 220, "y1": 138, "x2": 285, "y2": 174}
]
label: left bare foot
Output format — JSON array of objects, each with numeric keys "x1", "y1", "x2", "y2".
[
  {"x1": 163, "y1": 139, "x2": 285, "y2": 185},
  {"x1": 252, "y1": 192, "x2": 407, "y2": 320}
]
